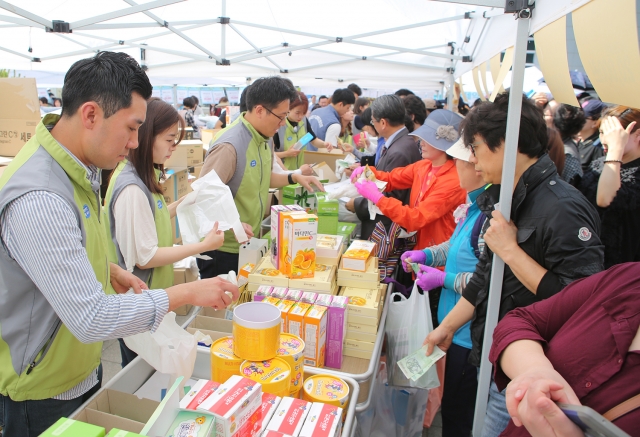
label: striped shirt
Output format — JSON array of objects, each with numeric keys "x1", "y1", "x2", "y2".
[{"x1": 0, "y1": 147, "x2": 169, "y2": 400}]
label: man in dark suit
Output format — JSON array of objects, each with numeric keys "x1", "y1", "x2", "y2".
[{"x1": 345, "y1": 94, "x2": 422, "y2": 239}]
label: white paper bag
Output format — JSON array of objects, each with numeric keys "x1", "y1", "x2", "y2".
[
  {"x1": 123, "y1": 312, "x2": 197, "y2": 396},
  {"x1": 177, "y1": 169, "x2": 248, "y2": 246}
]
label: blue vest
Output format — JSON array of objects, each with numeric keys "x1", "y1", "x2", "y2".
[
  {"x1": 308, "y1": 106, "x2": 340, "y2": 150},
  {"x1": 436, "y1": 188, "x2": 484, "y2": 349}
]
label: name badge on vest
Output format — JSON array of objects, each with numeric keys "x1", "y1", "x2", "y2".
[
  {"x1": 83, "y1": 204, "x2": 90, "y2": 219},
  {"x1": 287, "y1": 136, "x2": 293, "y2": 141},
  {"x1": 250, "y1": 160, "x2": 257, "y2": 167},
  {"x1": 157, "y1": 199, "x2": 163, "y2": 209}
]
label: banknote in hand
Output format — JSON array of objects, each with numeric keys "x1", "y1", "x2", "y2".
[{"x1": 398, "y1": 345, "x2": 446, "y2": 381}]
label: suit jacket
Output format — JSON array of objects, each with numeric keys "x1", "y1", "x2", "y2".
[{"x1": 354, "y1": 127, "x2": 422, "y2": 239}]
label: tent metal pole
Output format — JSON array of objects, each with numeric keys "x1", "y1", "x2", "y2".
[
  {"x1": 0, "y1": 1, "x2": 50, "y2": 27},
  {"x1": 346, "y1": 14, "x2": 468, "y2": 40},
  {"x1": 230, "y1": 41, "x2": 334, "y2": 63},
  {"x1": 78, "y1": 23, "x2": 162, "y2": 30},
  {"x1": 433, "y1": 0, "x2": 504, "y2": 6},
  {"x1": 228, "y1": 23, "x2": 261, "y2": 53},
  {"x1": 344, "y1": 40, "x2": 465, "y2": 60},
  {"x1": 70, "y1": 0, "x2": 185, "y2": 30},
  {"x1": 221, "y1": 0, "x2": 226, "y2": 59},
  {"x1": 0, "y1": 44, "x2": 33, "y2": 59},
  {"x1": 0, "y1": 13, "x2": 44, "y2": 28},
  {"x1": 231, "y1": 20, "x2": 335, "y2": 42},
  {"x1": 39, "y1": 43, "x2": 122, "y2": 60},
  {"x1": 472, "y1": 11, "x2": 531, "y2": 436}
]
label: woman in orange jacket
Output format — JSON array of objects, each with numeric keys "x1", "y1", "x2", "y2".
[{"x1": 352, "y1": 109, "x2": 467, "y2": 250}]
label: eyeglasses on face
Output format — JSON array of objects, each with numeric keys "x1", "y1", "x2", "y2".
[
  {"x1": 263, "y1": 106, "x2": 287, "y2": 123},
  {"x1": 467, "y1": 139, "x2": 485, "y2": 156}
]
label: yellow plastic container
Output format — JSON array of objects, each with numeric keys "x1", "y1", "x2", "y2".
[
  {"x1": 233, "y1": 302, "x2": 281, "y2": 361},
  {"x1": 302, "y1": 374, "x2": 350, "y2": 408},
  {"x1": 210, "y1": 336, "x2": 242, "y2": 383},
  {"x1": 277, "y1": 333, "x2": 305, "y2": 394},
  {"x1": 240, "y1": 357, "x2": 291, "y2": 397}
]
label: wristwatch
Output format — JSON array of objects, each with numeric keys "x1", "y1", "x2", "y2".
[{"x1": 288, "y1": 173, "x2": 295, "y2": 185}]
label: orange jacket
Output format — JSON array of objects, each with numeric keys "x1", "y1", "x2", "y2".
[{"x1": 373, "y1": 159, "x2": 467, "y2": 250}]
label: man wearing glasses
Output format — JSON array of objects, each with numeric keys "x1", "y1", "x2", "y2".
[
  {"x1": 198, "y1": 76, "x2": 324, "y2": 279},
  {"x1": 424, "y1": 91, "x2": 604, "y2": 437}
]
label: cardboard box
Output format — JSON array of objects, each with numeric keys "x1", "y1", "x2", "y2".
[
  {"x1": 336, "y1": 222, "x2": 357, "y2": 246},
  {"x1": 277, "y1": 299, "x2": 297, "y2": 333},
  {"x1": 265, "y1": 397, "x2": 310, "y2": 436},
  {"x1": 71, "y1": 389, "x2": 160, "y2": 433},
  {"x1": 180, "y1": 379, "x2": 221, "y2": 410},
  {"x1": 186, "y1": 327, "x2": 233, "y2": 344},
  {"x1": 282, "y1": 184, "x2": 318, "y2": 210},
  {"x1": 248, "y1": 257, "x2": 289, "y2": 288},
  {"x1": 165, "y1": 140, "x2": 204, "y2": 168},
  {"x1": 161, "y1": 168, "x2": 190, "y2": 204},
  {"x1": 0, "y1": 78, "x2": 40, "y2": 157},
  {"x1": 337, "y1": 256, "x2": 379, "y2": 285},
  {"x1": 346, "y1": 321, "x2": 378, "y2": 335},
  {"x1": 303, "y1": 150, "x2": 346, "y2": 171},
  {"x1": 257, "y1": 393, "x2": 282, "y2": 434},
  {"x1": 340, "y1": 286, "x2": 382, "y2": 319},
  {"x1": 343, "y1": 338, "x2": 375, "y2": 353},
  {"x1": 41, "y1": 418, "x2": 105, "y2": 437},
  {"x1": 163, "y1": 410, "x2": 216, "y2": 437},
  {"x1": 288, "y1": 264, "x2": 336, "y2": 294},
  {"x1": 299, "y1": 403, "x2": 343, "y2": 437},
  {"x1": 201, "y1": 128, "x2": 222, "y2": 149},
  {"x1": 281, "y1": 212, "x2": 318, "y2": 279},
  {"x1": 310, "y1": 161, "x2": 339, "y2": 183},
  {"x1": 325, "y1": 295, "x2": 348, "y2": 369},
  {"x1": 188, "y1": 163, "x2": 203, "y2": 179},
  {"x1": 239, "y1": 238, "x2": 268, "y2": 274},
  {"x1": 198, "y1": 375, "x2": 263, "y2": 437},
  {"x1": 316, "y1": 235, "x2": 344, "y2": 259},
  {"x1": 303, "y1": 305, "x2": 327, "y2": 367},
  {"x1": 345, "y1": 313, "x2": 379, "y2": 327},
  {"x1": 342, "y1": 347, "x2": 373, "y2": 360},
  {"x1": 341, "y1": 240, "x2": 376, "y2": 272},
  {"x1": 187, "y1": 315, "x2": 233, "y2": 333},
  {"x1": 106, "y1": 430, "x2": 144, "y2": 437},
  {"x1": 287, "y1": 302, "x2": 312, "y2": 339},
  {"x1": 315, "y1": 196, "x2": 339, "y2": 235},
  {"x1": 345, "y1": 330, "x2": 377, "y2": 343}
]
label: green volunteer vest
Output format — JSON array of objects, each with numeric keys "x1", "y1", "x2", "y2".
[
  {"x1": 0, "y1": 117, "x2": 108, "y2": 400},
  {"x1": 104, "y1": 162, "x2": 174, "y2": 290},
  {"x1": 281, "y1": 119, "x2": 307, "y2": 171},
  {"x1": 219, "y1": 115, "x2": 272, "y2": 254}
]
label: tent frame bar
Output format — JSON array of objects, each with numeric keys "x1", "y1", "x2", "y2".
[{"x1": 70, "y1": 0, "x2": 184, "y2": 30}]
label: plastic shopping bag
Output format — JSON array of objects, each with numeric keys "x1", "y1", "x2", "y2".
[
  {"x1": 385, "y1": 281, "x2": 440, "y2": 389},
  {"x1": 177, "y1": 169, "x2": 248, "y2": 246},
  {"x1": 123, "y1": 312, "x2": 197, "y2": 396}
]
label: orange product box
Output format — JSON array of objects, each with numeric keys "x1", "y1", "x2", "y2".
[
  {"x1": 278, "y1": 210, "x2": 308, "y2": 276},
  {"x1": 287, "y1": 302, "x2": 312, "y2": 339},
  {"x1": 303, "y1": 305, "x2": 328, "y2": 367},
  {"x1": 341, "y1": 240, "x2": 376, "y2": 272},
  {"x1": 263, "y1": 297, "x2": 282, "y2": 308},
  {"x1": 277, "y1": 299, "x2": 297, "y2": 333},
  {"x1": 281, "y1": 213, "x2": 318, "y2": 279}
]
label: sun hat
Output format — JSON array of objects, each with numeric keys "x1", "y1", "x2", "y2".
[
  {"x1": 409, "y1": 109, "x2": 463, "y2": 151},
  {"x1": 446, "y1": 137, "x2": 472, "y2": 162}
]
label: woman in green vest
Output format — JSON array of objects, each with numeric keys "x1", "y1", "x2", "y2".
[
  {"x1": 105, "y1": 98, "x2": 225, "y2": 367},
  {"x1": 274, "y1": 91, "x2": 327, "y2": 171}
]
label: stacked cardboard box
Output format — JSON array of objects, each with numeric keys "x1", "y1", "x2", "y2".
[{"x1": 339, "y1": 284, "x2": 386, "y2": 359}]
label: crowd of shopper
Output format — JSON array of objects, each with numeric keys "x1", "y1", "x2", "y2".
[{"x1": 1, "y1": 49, "x2": 639, "y2": 437}]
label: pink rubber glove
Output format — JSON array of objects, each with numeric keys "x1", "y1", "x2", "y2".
[
  {"x1": 400, "y1": 250, "x2": 427, "y2": 273},
  {"x1": 416, "y1": 265, "x2": 446, "y2": 291},
  {"x1": 350, "y1": 165, "x2": 365, "y2": 182},
  {"x1": 354, "y1": 180, "x2": 383, "y2": 204}
]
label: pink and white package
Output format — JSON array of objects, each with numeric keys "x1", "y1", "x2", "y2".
[
  {"x1": 197, "y1": 375, "x2": 262, "y2": 437},
  {"x1": 257, "y1": 392, "x2": 282, "y2": 433},
  {"x1": 265, "y1": 397, "x2": 310, "y2": 437},
  {"x1": 324, "y1": 295, "x2": 348, "y2": 369},
  {"x1": 254, "y1": 285, "x2": 273, "y2": 302},
  {"x1": 179, "y1": 379, "x2": 221, "y2": 410},
  {"x1": 299, "y1": 403, "x2": 343, "y2": 437},
  {"x1": 300, "y1": 292, "x2": 318, "y2": 304},
  {"x1": 313, "y1": 294, "x2": 333, "y2": 307},
  {"x1": 262, "y1": 432, "x2": 292, "y2": 437}
]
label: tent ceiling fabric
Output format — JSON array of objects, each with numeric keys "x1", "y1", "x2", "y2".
[{"x1": 0, "y1": 0, "x2": 490, "y2": 90}]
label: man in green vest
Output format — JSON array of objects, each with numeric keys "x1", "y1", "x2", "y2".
[
  {"x1": 198, "y1": 76, "x2": 324, "y2": 279},
  {"x1": 0, "y1": 52, "x2": 239, "y2": 435}
]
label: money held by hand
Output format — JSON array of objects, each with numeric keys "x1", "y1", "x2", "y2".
[{"x1": 397, "y1": 345, "x2": 446, "y2": 381}]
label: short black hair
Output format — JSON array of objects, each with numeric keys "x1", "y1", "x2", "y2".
[
  {"x1": 39, "y1": 97, "x2": 49, "y2": 104},
  {"x1": 360, "y1": 107, "x2": 377, "y2": 136},
  {"x1": 318, "y1": 95, "x2": 328, "y2": 100},
  {"x1": 403, "y1": 95, "x2": 427, "y2": 126},
  {"x1": 553, "y1": 104, "x2": 586, "y2": 139},
  {"x1": 183, "y1": 96, "x2": 195, "y2": 108},
  {"x1": 61, "y1": 51, "x2": 152, "y2": 118},
  {"x1": 331, "y1": 88, "x2": 356, "y2": 106},
  {"x1": 191, "y1": 95, "x2": 199, "y2": 105},
  {"x1": 394, "y1": 88, "x2": 415, "y2": 97},
  {"x1": 347, "y1": 83, "x2": 362, "y2": 96},
  {"x1": 371, "y1": 94, "x2": 406, "y2": 127},
  {"x1": 245, "y1": 76, "x2": 297, "y2": 111},
  {"x1": 239, "y1": 86, "x2": 250, "y2": 112},
  {"x1": 461, "y1": 91, "x2": 547, "y2": 158}
]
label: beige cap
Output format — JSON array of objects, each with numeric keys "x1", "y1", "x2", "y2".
[
  {"x1": 446, "y1": 137, "x2": 472, "y2": 162},
  {"x1": 423, "y1": 98, "x2": 437, "y2": 109}
]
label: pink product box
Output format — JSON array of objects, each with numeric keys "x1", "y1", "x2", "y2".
[
  {"x1": 299, "y1": 403, "x2": 343, "y2": 437},
  {"x1": 257, "y1": 393, "x2": 282, "y2": 434},
  {"x1": 286, "y1": 289, "x2": 303, "y2": 302},
  {"x1": 313, "y1": 294, "x2": 333, "y2": 307},
  {"x1": 265, "y1": 397, "x2": 310, "y2": 437},
  {"x1": 254, "y1": 285, "x2": 273, "y2": 302},
  {"x1": 324, "y1": 296, "x2": 348, "y2": 369},
  {"x1": 300, "y1": 292, "x2": 318, "y2": 304},
  {"x1": 179, "y1": 379, "x2": 221, "y2": 410},
  {"x1": 270, "y1": 287, "x2": 289, "y2": 300}
]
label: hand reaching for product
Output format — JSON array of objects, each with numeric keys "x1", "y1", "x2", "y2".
[
  {"x1": 350, "y1": 166, "x2": 366, "y2": 182},
  {"x1": 189, "y1": 277, "x2": 239, "y2": 310},
  {"x1": 416, "y1": 265, "x2": 446, "y2": 291},
  {"x1": 354, "y1": 180, "x2": 383, "y2": 204},
  {"x1": 401, "y1": 250, "x2": 427, "y2": 272}
]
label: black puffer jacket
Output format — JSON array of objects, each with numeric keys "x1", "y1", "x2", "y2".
[{"x1": 462, "y1": 154, "x2": 605, "y2": 367}]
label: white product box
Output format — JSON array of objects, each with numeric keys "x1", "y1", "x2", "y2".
[
  {"x1": 299, "y1": 403, "x2": 343, "y2": 437},
  {"x1": 265, "y1": 397, "x2": 310, "y2": 437}
]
